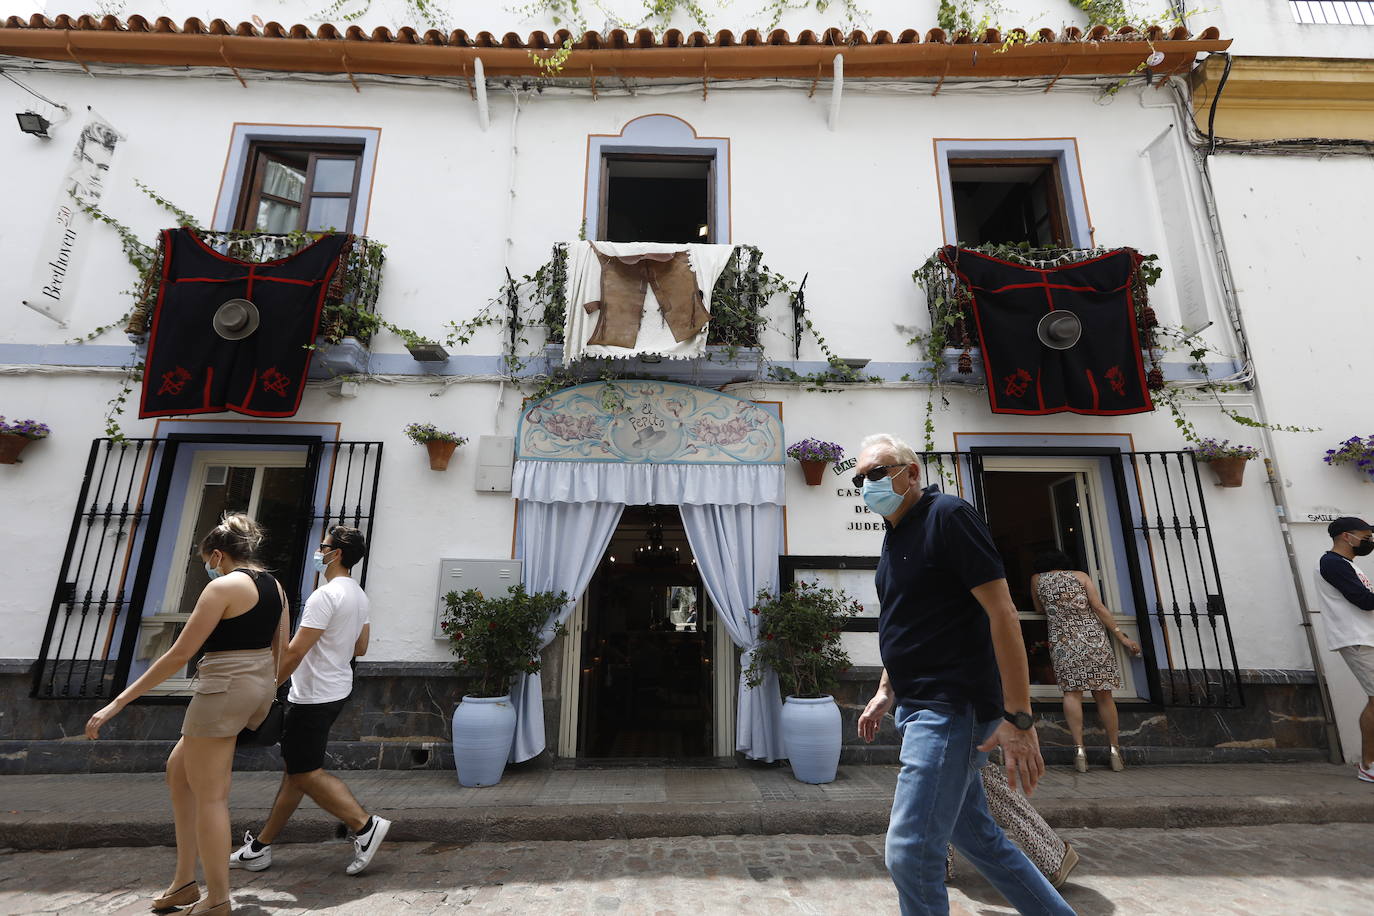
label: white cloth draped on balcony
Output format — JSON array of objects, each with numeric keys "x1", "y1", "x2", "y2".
[{"x1": 562, "y1": 240, "x2": 737, "y2": 365}]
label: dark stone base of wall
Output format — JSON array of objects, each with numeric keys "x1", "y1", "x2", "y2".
[{"x1": 0, "y1": 661, "x2": 1331, "y2": 774}]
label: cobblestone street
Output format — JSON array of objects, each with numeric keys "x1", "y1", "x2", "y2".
[{"x1": 2, "y1": 822, "x2": 1368, "y2": 915}]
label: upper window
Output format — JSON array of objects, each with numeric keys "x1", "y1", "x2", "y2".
[
  {"x1": 585, "y1": 115, "x2": 730, "y2": 244},
  {"x1": 600, "y1": 154, "x2": 715, "y2": 243},
  {"x1": 234, "y1": 142, "x2": 363, "y2": 233},
  {"x1": 949, "y1": 158, "x2": 1069, "y2": 248},
  {"x1": 934, "y1": 139, "x2": 1092, "y2": 249}
]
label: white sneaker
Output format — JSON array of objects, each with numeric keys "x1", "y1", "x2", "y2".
[
  {"x1": 1358, "y1": 763, "x2": 1374, "y2": 783},
  {"x1": 344, "y1": 816, "x2": 391, "y2": 876},
  {"x1": 229, "y1": 830, "x2": 272, "y2": 871}
]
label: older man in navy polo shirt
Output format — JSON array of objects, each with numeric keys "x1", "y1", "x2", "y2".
[{"x1": 855, "y1": 433, "x2": 1072, "y2": 916}]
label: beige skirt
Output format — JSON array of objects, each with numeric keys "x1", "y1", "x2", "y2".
[{"x1": 182, "y1": 648, "x2": 275, "y2": 738}]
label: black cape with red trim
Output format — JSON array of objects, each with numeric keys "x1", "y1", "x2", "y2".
[
  {"x1": 140, "y1": 229, "x2": 351, "y2": 419},
  {"x1": 939, "y1": 246, "x2": 1153, "y2": 416}
]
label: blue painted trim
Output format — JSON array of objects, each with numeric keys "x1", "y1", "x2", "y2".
[
  {"x1": 934, "y1": 139, "x2": 1092, "y2": 248},
  {"x1": 585, "y1": 116, "x2": 730, "y2": 243},
  {"x1": 212, "y1": 125, "x2": 381, "y2": 234},
  {"x1": 121, "y1": 421, "x2": 339, "y2": 682},
  {"x1": 0, "y1": 342, "x2": 1237, "y2": 385}
]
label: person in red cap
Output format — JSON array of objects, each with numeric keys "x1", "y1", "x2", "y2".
[{"x1": 1315, "y1": 516, "x2": 1374, "y2": 782}]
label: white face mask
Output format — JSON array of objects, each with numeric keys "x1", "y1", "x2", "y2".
[{"x1": 312, "y1": 550, "x2": 331, "y2": 573}]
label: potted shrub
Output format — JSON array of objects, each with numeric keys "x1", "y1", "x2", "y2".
[
  {"x1": 1324, "y1": 436, "x2": 1374, "y2": 483},
  {"x1": 1192, "y1": 437, "x2": 1259, "y2": 488},
  {"x1": 404, "y1": 422, "x2": 468, "y2": 471},
  {"x1": 394, "y1": 327, "x2": 449, "y2": 362},
  {"x1": 743, "y1": 580, "x2": 859, "y2": 784},
  {"x1": 786, "y1": 438, "x2": 845, "y2": 486},
  {"x1": 440, "y1": 585, "x2": 568, "y2": 786},
  {"x1": 0, "y1": 417, "x2": 50, "y2": 465}
]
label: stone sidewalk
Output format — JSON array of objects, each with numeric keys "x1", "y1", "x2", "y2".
[
  {"x1": 3, "y1": 824, "x2": 1371, "y2": 915},
  {"x1": 1, "y1": 762, "x2": 1370, "y2": 851}
]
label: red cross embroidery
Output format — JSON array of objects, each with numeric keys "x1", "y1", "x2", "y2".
[
  {"x1": 1105, "y1": 366, "x2": 1127, "y2": 396},
  {"x1": 1003, "y1": 369, "x2": 1033, "y2": 399},
  {"x1": 260, "y1": 368, "x2": 292, "y2": 397},
  {"x1": 157, "y1": 366, "x2": 192, "y2": 396}
]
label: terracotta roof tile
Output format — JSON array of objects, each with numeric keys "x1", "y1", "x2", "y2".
[{"x1": 0, "y1": 15, "x2": 1228, "y2": 80}]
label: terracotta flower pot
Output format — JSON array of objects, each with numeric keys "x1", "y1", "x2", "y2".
[
  {"x1": 424, "y1": 439, "x2": 458, "y2": 471},
  {"x1": 1206, "y1": 456, "x2": 1248, "y2": 488},
  {"x1": 799, "y1": 459, "x2": 828, "y2": 486},
  {"x1": 0, "y1": 434, "x2": 34, "y2": 465}
]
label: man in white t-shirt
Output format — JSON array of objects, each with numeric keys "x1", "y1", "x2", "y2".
[
  {"x1": 1314, "y1": 516, "x2": 1374, "y2": 783},
  {"x1": 230, "y1": 526, "x2": 393, "y2": 875}
]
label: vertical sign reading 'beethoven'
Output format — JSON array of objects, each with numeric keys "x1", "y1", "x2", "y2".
[{"x1": 22, "y1": 112, "x2": 122, "y2": 327}]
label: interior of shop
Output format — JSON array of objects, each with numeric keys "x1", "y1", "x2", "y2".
[{"x1": 577, "y1": 505, "x2": 714, "y2": 759}]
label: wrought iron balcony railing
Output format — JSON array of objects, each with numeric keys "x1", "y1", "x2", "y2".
[{"x1": 125, "y1": 231, "x2": 386, "y2": 345}]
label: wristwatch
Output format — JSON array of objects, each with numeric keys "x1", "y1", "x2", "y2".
[{"x1": 1003, "y1": 710, "x2": 1034, "y2": 730}]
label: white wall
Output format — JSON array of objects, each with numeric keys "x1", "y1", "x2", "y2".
[
  {"x1": 1210, "y1": 152, "x2": 1374, "y2": 760},
  {"x1": 0, "y1": 52, "x2": 1306, "y2": 677}
]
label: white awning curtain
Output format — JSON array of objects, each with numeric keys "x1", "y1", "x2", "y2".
[{"x1": 513, "y1": 459, "x2": 785, "y2": 506}]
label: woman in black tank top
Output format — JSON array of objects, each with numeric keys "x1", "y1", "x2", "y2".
[{"x1": 84, "y1": 514, "x2": 287, "y2": 915}]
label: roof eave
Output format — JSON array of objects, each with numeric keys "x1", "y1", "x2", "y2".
[{"x1": 0, "y1": 31, "x2": 1232, "y2": 81}]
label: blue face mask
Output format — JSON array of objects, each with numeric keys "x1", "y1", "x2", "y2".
[
  {"x1": 204, "y1": 559, "x2": 223, "y2": 580},
  {"x1": 311, "y1": 550, "x2": 331, "y2": 574},
  {"x1": 862, "y1": 467, "x2": 909, "y2": 517}
]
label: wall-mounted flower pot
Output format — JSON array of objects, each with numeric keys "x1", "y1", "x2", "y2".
[
  {"x1": 799, "y1": 459, "x2": 828, "y2": 486},
  {"x1": 1206, "y1": 456, "x2": 1248, "y2": 488},
  {"x1": 0, "y1": 435, "x2": 35, "y2": 465},
  {"x1": 425, "y1": 440, "x2": 459, "y2": 471},
  {"x1": 407, "y1": 342, "x2": 449, "y2": 362},
  {"x1": 310, "y1": 336, "x2": 369, "y2": 378}
]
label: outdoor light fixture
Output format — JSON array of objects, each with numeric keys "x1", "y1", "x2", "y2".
[{"x1": 16, "y1": 111, "x2": 51, "y2": 138}]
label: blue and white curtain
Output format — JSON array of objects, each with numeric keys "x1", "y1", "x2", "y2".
[{"x1": 511, "y1": 460, "x2": 787, "y2": 763}]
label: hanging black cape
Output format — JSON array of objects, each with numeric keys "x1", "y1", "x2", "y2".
[
  {"x1": 140, "y1": 229, "x2": 351, "y2": 419},
  {"x1": 939, "y1": 246, "x2": 1153, "y2": 416}
]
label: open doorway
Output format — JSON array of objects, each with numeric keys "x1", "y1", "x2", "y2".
[
  {"x1": 979, "y1": 456, "x2": 1140, "y2": 699},
  {"x1": 599, "y1": 154, "x2": 715, "y2": 243},
  {"x1": 576, "y1": 505, "x2": 714, "y2": 759}
]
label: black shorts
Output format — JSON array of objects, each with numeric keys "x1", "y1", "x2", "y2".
[{"x1": 280, "y1": 696, "x2": 349, "y2": 775}]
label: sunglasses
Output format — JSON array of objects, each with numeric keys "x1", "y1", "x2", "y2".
[
  {"x1": 852, "y1": 465, "x2": 907, "y2": 489},
  {"x1": 317, "y1": 543, "x2": 336, "y2": 553}
]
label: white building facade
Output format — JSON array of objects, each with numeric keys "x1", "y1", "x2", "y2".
[{"x1": 0, "y1": 0, "x2": 1347, "y2": 772}]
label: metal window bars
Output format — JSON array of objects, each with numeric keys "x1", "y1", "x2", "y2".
[
  {"x1": 914, "y1": 448, "x2": 1242, "y2": 709},
  {"x1": 33, "y1": 437, "x2": 384, "y2": 700},
  {"x1": 1290, "y1": 1, "x2": 1374, "y2": 25}
]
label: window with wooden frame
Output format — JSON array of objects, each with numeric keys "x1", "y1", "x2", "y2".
[
  {"x1": 949, "y1": 158, "x2": 1071, "y2": 248},
  {"x1": 599, "y1": 153, "x2": 716, "y2": 244},
  {"x1": 234, "y1": 142, "x2": 363, "y2": 234}
]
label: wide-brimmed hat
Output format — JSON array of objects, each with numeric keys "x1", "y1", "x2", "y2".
[{"x1": 212, "y1": 298, "x2": 260, "y2": 340}]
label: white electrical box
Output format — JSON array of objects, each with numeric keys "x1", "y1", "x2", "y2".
[
  {"x1": 433, "y1": 558, "x2": 523, "y2": 639},
  {"x1": 475, "y1": 435, "x2": 514, "y2": 492}
]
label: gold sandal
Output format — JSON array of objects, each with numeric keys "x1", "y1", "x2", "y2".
[{"x1": 151, "y1": 880, "x2": 199, "y2": 911}]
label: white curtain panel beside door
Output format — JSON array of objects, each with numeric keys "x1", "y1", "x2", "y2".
[
  {"x1": 680, "y1": 502, "x2": 787, "y2": 763},
  {"x1": 510, "y1": 499, "x2": 625, "y2": 762}
]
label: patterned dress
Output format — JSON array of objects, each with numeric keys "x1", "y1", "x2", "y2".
[
  {"x1": 946, "y1": 762, "x2": 1068, "y2": 881},
  {"x1": 1036, "y1": 569, "x2": 1121, "y2": 692}
]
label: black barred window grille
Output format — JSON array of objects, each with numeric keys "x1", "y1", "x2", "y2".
[
  {"x1": 33, "y1": 437, "x2": 383, "y2": 700},
  {"x1": 820, "y1": 449, "x2": 1242, "y2": 709}
]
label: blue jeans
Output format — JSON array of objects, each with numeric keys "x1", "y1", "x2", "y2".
[{"x1": 885, "y1": 702, "x2": 1074, "y2": 916}]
